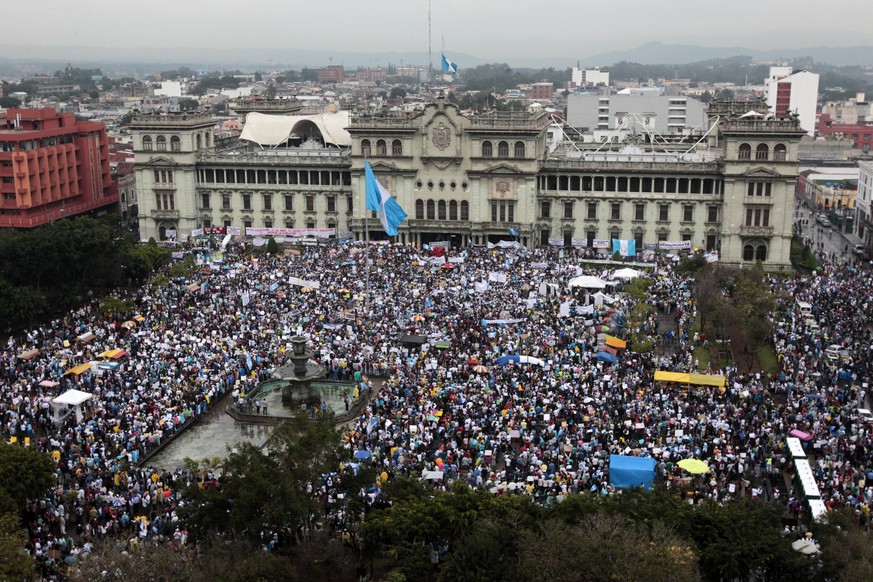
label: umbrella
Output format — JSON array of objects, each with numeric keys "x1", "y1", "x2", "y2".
[
  {"x1": 39, "y1": 380, "x2": 60, "y2": 387},
  {"x1": 120, "y1": 320, "x2": 137, "y2": 329},
  {"x1": 339, "y1": 288, "x2": 351, "y2": 294},
  {"x1": 301, "y1": 286, "x2": 316, "y2": 293},
  {"x1": 412, "y1": 315, "x2": 425, "y2": 322},
  {"x1": 441, "y1": 263, "x2": 456, "y2": 270},
  {"x1": 789, "y1": 429, "x2": 813, "y2": 442},
  {"x1": 353, "y1": 450, "x2": 372, "y2": 460},
  {"x1": 466, "y1": 359, "x2": 480, "y2": 365},
  {"x1": 677, "y1": 459, "x2": 710, "y2": 474},
  {"x1": 595, "y1": 352, "x2": 618, "y2": 363},
  {"x1": 472, "y1": 365, "x2": 489, "y2": 374}
]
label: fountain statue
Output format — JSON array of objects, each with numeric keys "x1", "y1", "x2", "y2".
[{"x1": 273, "y1": 335, "x2": 326, "y2": 407}]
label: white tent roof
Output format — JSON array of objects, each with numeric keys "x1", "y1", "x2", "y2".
[
  {"x1": 613, "y1": 268, "x2": 642, "y2": 279},
  {"x1": 239, "y1": 111, "x2": 351, "y2": 148},
  {"x1": 53, "y1": 389, "x2": 93, "y2": 406},
  {"x1": 568, "y1": 275, "x2": 607, "y2": 289}
]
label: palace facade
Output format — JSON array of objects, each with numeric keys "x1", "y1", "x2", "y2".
[{"x1": 133, "y1": 98, "x2": 804, "y2": 269}]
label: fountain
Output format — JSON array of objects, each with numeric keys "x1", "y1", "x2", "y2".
[{"x1": 273, "y1": 335, "x2": 326, "y2": 407}]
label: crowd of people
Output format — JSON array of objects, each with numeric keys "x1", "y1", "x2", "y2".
[{"x1": 2, "y1": 234, "x2": 872, "y2": 572}]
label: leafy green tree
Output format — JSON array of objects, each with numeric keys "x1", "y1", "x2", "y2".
[
  {"x1": 178, "y1": 97, "x2": 199, "y2": 111},
  {"x1": 182, "y1": 412, "x2": 344, "y2": 543},
  {"x1": 266, "y1": 237, "x2": 279, "y2": 254},
  {"x1": 0, "y1": 442, "x2": 55, "y2": 514},
  {"x1": 0, "y1": 514, "x2": 34, "y2": 581}
]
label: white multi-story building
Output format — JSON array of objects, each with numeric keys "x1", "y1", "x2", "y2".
[
  {"x1": 857, "y1": 161, "x2": 873, "y2": 252},
  {"x1": 765, "y1": 66, "x2": 819, "y2": 136},
  {"x1": 572, "y1": 67, "x2": 610, "y2": 87},
  {"x1": 566, "y1": 93, "x2": 708, "y2": 135}
]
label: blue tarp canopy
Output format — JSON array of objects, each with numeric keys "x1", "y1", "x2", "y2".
[
  {"x1": 609, "y1": 455, "x2": 656, "y2": 490},
  {"x1": 495, "y1": 354, "x2": 545, "y2": 366},
  {"x1": 595, "y1": 351, "x2": 618, "y2": 363}
]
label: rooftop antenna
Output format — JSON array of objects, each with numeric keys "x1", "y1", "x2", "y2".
[{"x1": 428, "y1": 0, "x2": 432, "y2": 85}]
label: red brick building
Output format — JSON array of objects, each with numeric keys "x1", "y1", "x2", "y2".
[
  {"x1": 0, "y1": 108, "x2": 117, "y2": 228},
  {"x1": 317, "y1": 65, "x2": 344, "y2": 84},
  {"x1": 818, "y1": 113, "x2": 873, "y2": 153},
  {"x1": 530, "y1": 82, "x2": 555, "y2": 102}
]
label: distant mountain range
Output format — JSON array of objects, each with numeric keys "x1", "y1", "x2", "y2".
[
  {"x1": 578, "y1": 41, "x2": 873, "y2": 67},
  {"x1": 1, "y1": 41, "x2": 873, "y2": 74}
]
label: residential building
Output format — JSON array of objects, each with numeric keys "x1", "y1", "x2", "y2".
[
  {"x1": 857, "y1": 161, "x2": 873, "y2": 252},
  {"x1": 317, "y1": 66, "x2": 344, "y2": 84},
  {"x1": 529, "y1": 83, "x2": 554, "y2": 102},
  {"x1": 817, "y1": 114, "x2": 873, "y2": 153},
  {"x1": 0, "y1": 108, "x2": 118, "y2": 228},
  {"x1": 566, "y1": 93, "x2": 708, "y2": 135},
  {"x1": 572, "y1": 67, "x2": 609, "y2": 88},
  {"x1": 765, "y1": 66, "x2": 819, "y2": 135}
]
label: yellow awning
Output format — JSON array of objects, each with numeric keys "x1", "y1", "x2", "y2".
[
  {"x1": 64, "y1": 362, "x2": 93, "y2": 376},
  {"x1": 98, "y1": 349, "x2": 127, "y2": 359},
  {"x1": 654, "y1": 371, "x2": 725, "y2": 388},
  {"x1": 605, "y1": 335, "x2": 627, "y2": 349}
]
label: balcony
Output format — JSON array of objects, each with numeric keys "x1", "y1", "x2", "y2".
[{"x1": 740, "y1": 225, "x2": 774, "y2": 237}]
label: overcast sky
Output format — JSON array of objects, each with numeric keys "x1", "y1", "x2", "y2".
[{"x1": 6, "y1": 0, "x2": 872, "y2": 60}]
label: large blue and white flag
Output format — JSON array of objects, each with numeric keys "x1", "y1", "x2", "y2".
[
  {"x1": 441, "y1": 54, "x2": 458, "y2": 76},
  {"x1": 365, "y1": 161, "x2": 407, "y2": 236},
  {"x1": 612, "y1": 238, "x2": 637, "y2": 257}
]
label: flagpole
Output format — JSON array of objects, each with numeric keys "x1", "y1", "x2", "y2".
[{"x1": 364, "y1": 156, "x2": 370, "y2": 316}]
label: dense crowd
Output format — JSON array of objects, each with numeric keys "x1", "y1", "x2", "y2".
[{"x1": 2, "y1": 236, "x2": 872, "y2": 571}]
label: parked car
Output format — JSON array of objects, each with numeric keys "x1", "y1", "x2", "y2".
[{"x1": 854, "y1": 244, "x2": 866, "y2": 255}]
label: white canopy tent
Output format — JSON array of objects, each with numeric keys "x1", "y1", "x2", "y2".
[
  {"x1": 239, "y1": 111, "x2": 351, "y2": 148},
  {"x1": 568, "y1": 275, "x2": 607, "y2": 289},
  {"x1": 52, "y1": 389, "x2": 94, "y2": 426},
  {"x1": 613, "y1": 268, "x2": 642, "y2": 280}
]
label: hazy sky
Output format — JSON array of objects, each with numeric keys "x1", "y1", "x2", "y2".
[{"x1": 6, "y1": 0, "x2": 872, "y2": 59}]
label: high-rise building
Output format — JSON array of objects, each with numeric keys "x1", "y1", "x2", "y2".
[
  {"x1": 765, "y1": 66, "x2": 819, "y2": 135},
  {"x1": 0, "y1": 108, "x2": 118, "y2": 228}
]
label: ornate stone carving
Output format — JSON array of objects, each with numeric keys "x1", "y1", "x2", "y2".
[{"x1": 432, "y1": 122, "x2": 451, "y2": 151}]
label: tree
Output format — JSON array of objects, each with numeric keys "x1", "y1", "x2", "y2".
[
  {"x1": 0, "y1": 96, "x2": 21, "y2": 109},
  {"x1": 266, "y1": 237, "x2": 279, "y2": 254},
  {"x1": 389, "y1": 87, "x2": 408, "y2": 100},
  {"x1": 0, "y1": 442, "x2": 55, "y2": 515},
  {"x1": 0, "y1": 514, "x2": 33, "y2": 581},
  {"x1": 178, "y1": 97, "x2": 199, "y2": 111},
  {"x1": 182, "y1": 411, "x2": 344, "y2": 543}
]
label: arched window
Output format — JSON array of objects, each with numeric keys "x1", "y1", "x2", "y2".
[
  {"x1": 142, "y1": 135, "x2": 153, "y2": 151},
  {"x1": 361, "y1": 139, "x2": 371, "y2": 157},
  {"x1": 376, "y1": 140, "x2": 387, "y2": 156},
  {"x1": 774, "y1": 143, "x2": 787, "y2": 161},
  {"x1": 755, "y1": 245, "x2": 767, "y2": 261},
  {"x1": 498, "y1": 141, "x2": 509, "y2": 158},
  {"x1": 196, "y1": 134, "x2": 202, "y2": 150},
  {"x1": 755, "y1": 143, "x2": 769, "y2": 160},
  {"x1": 415, "y1": 199, "x2": 424, "y2": 220},
  {"x1": 438, "y1": 200, "x2": 447, "y2": 220},
  {"x1": 514, "y1": 141, "x2": 525, "y2": 158},
  {"x1": 460, "y1": 201, "x2": 469, "y2": 221},
  {"x1": 156, "y1": 135, "x2": 167, "y2": 151},
  {"x1": 743, "y1": 244, "x2": 755, "y2": 261},
  {"x1": 392, "y1": 140, "x2": 403, "y2": 156},
  {"x1": 738, "y1": 143, "x2": 751, "y2": 160},
  {"x1": 170, "y1": 136, "x2": 181, "y2": 152},
  {"x1": 426, "y1": 200, "x2": 435, "y2": 220},
  {"x1": 482, "y1": 141, "x2": 493, "y2": 157},
  {"x1": 449, "y1": 200, "x2": 458, "y2": 221}
]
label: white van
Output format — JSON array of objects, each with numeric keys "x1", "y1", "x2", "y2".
[{"x1": 796, "y1": 300, "x2": 813, "y2": 317}]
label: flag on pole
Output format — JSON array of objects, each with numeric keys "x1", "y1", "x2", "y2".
[
  {"x1": 441, "y1": 54, "x2": 458, "y2": 76},
  {"x1": 365, "y1": 161, "x2": 407, "y2": 236},
  {"x1": 611, "y1": 239, "x2": 637, "y2": 257}
]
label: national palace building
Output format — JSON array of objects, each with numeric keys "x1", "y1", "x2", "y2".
[{"x1": 132, "y1": 97, "x2": 804, "y2": 270}]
